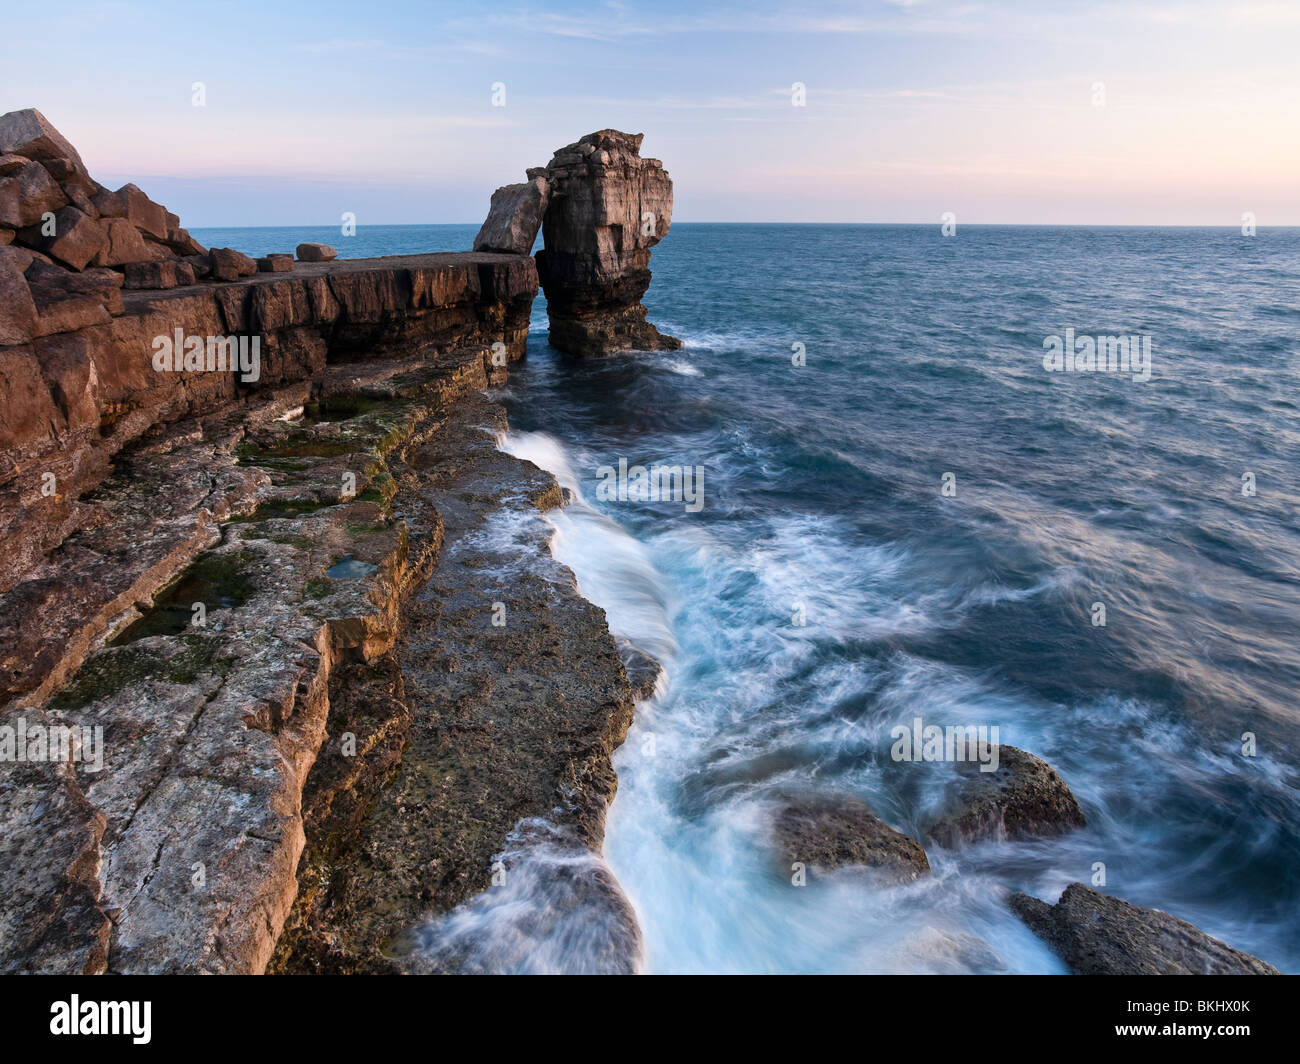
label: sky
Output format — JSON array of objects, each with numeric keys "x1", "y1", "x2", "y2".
[{"x1": 3, "y1": 0, "x2": 1298, "y2": 226}]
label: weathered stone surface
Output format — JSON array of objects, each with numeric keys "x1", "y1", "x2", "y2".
[
  {"x1": 270, "y1": 386, "x2": 638, "y2": 974},
  {"x1": 473, "y1": 177, "x2": 549, "y2": 255},
  {"x1": 92, "y1": 216, "x2": 153, "y2": 266},
  {"x1": 43, "y1": 156, "x2": 94, "y2": 196},
  {"x1": 26, "y1": 261, "x2": 124, "y2": 317},
  {"x1": 0, "y1": 110, "x2": 88, "y2": 174},
  {"x1": 90, "y1": 186, "x2": 126, "y2": 218},
  {"x1": 0, "y1": 180, "x2": 18, "y2": 230},
  {"x1": 115, "y1": 183, "x2": 168, "y2": 241},
  {"x1": 535, "y1": 130, "x2": 680, "y2": 355},
  {"x1": 1011, "y1": 883, "x2": 1280, "y2": 975},
  {"x1": 32, "y1": 294, "x2": 110, "y2": 337},
  {"x1": 772, "y1": 793, "x2": 931, "y2": 884},
  {"x1": 63, "y1": 184, "x2": 97, "y2": 218},
  {"x1": 257, "y1": 253, "x2": 293, "y2": 273},
  {"x1": 0, "y1": 229, "x2": 12, "y2": 246},
  {"x1": 11, "y1": 160, "x2": 67, "y2": 229},
  {"x1": 19, "y1": 205, "x2": 106, "y2": 270},
  {"x1": 0, "y1": 706, "x2": 111, "y2": 974},
  {"x1": 209, "y1": 246, "x2": 257, "y2": 281},
  {"x1": 0, "y1": 247, "x2": 39, "y2": 345},
  {"x1": 0, "y1": 251, "x2": 537, "y2": 670},
  {"x1": 926, "y1": 745, "x2": 1085, "y2": 846},
  {"x1": 123, "y1": 259, "x2": 196, "y2": 290},
  {"x1": 0, "y1": 109, "x2": 654, "y2": 976},
  {"x1": 181, "y1": 252, "x2": 211, "y2": 279},
  {"x1": 0, "y1": 154, "x2": 27, "y2": 176},
  {"x1": 166, "y1": 226, "x2": 206, "y2": 256},
  {"x1": 296, "y1": 242, "x2": 337, "y2": 262}
]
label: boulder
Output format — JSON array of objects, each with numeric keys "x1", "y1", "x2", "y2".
[
  {"x1": 772, "y1": 793, "x2": 930, "y2": 884},
  {"x1": 0, "y1": 247, "x2": 39, "y2": 345},
  {"x1": 115, "y1": 183, "x2": 168, "y2": 240},
  {"x1": 42, "y1": 157, "x2": 94, "y2": 196},
  {"x1": 182, "y1": 252, "x2": 212, "y2": 279},
  {"x1": 11, "y1": 160, "x2": 68, "y2": 228},
  {"x1": 257, "y1": 253, "x2": 294, "y2": 273},
  {"x1": 123, "y1": 259, "x2": 197, "y2": 290},
  {"x1": 0, "y1": 229, "x2": 12, "y2": 246},
  {"x1": 0, "y1": 154, "x2": 27, "y2": 176},
  {"x1": 0, "y1": 110, "x2": 88, "y2": 175},
  {"x1": 166, "y1": 226, "x2": 206, "y2": 256},
  {"x1": 25, "y1": 260, "x2": 123, "y2": 316},
  {"x1": 63, "y1": 184, "x2": 98, "y2": 217},
  {"x1": 925, "y1": 745, "x2": 1085, "y2": 846},
  {"x1": 1010, "y1": 883, "x2": 1280, "y2": 975},
  {"x1": 0, "y1": 179, "x2": 18, "y2": 229},
  {"x1": 17, "y1": 206, "x2": 105, "y2": 271},
  {"x1": 32, "y1": 292, "x2": 110, "y2": 337},
  {"x1": 473, "y1": 177, "x2": 549, "y2": 255},
  {"x1": 90, "y1": 186, "x2": 126, "y2": 219},
  {"x1": 209, "y1": 247, "x2": 258, "y2": 281},
  {"x1": 92, "y1": 216, "x2": 154, "y2": 267},
  {"x1": 296, "y1": 242, "x2": 337, "y2": 262}
]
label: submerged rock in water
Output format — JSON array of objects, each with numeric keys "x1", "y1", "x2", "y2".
[
  {"x1": 400, "y1": 820, "x2": 642, "y2": 975},
  {"x1": 616, "y1": 637, "x2": 662, "y2": 701},
  {"x1": 1011, "y1": 883, "x2": 1280, "y2": 975},
  {"x1": 772, "y1": 793, "x2": 930, "y2": 884},
  {"x1": 925, "y1": 745, "x2": 1085, "y2": 846}
]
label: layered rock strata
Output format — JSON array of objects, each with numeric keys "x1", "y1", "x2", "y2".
[
  {"x1": 1, "y1": 252, "x2": 538, "y2": 706},
  {"x1": 270, "y1": 386, "x2": 637, "y2": 973},
  {"x1": 473, "y1": 129, "x2": 680, "y2": 356},
  {"x1": 0, "y1": 110, "x2": 640, "y2": 973}
]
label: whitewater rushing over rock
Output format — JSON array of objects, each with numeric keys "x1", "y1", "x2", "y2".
[{"x1": 490, "y1": 227, "x2": 1295, "y2": 974}]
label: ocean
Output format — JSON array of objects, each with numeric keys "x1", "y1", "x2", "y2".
[{"x1": 195, "y1": 223, "x2": 1300, "y2": 974}]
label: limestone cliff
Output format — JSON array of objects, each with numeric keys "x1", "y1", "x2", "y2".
[{"x1": 0, "y1": 110, "x2": 640, "y2": 974}]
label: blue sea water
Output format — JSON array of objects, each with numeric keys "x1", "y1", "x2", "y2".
[
  {"x1": 190, "y1": 224, "x2": 482, "y2": 259},
  {"x1": 198, "y1": 223, "x2": 1300, "y2": 973}
]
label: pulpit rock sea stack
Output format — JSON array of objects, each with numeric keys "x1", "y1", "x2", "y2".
[{"x1": 473, "y1": 130, "x2": 681, "y2": 356}]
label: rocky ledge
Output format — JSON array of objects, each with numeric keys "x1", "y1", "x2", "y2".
[{"x1": 0, "y1": 110, "x2": 644, "y2": 973}]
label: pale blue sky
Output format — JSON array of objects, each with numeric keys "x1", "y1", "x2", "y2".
[{"x1": 4, "y1": 0, "x2": 1297, "y2": 225}]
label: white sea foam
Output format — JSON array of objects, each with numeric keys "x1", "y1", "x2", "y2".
[
  {"x1": 500, "y1": 430, "x2": 679, "y2": 676},
  {"x1": 476, "y1": 421, "x2": 1286, "y2": 973}
]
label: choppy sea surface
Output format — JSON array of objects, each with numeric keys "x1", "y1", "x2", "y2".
[{"x1": 197, "y1": 223, "x2": 1300, "y2": 973}]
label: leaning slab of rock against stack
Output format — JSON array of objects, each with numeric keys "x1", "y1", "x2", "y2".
[{"x1": 473, "y1": 129, "x2": 681, "y2": 356}]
